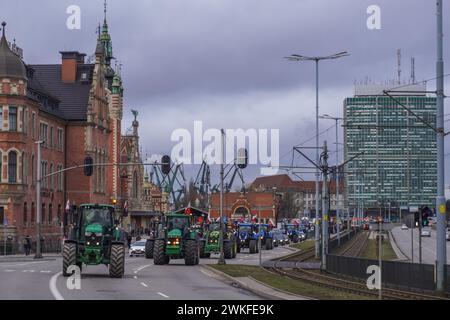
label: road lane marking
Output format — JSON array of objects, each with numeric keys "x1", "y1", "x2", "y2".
[
  {"x1": 157, "y1": 292, "x2": 169, "y2": 298},
  {"x1": 40, "y1": 270, "x2": 51, "y2": 273},
  {"x1": 140, "y1": 282, "x2": 148, "y2": 288},
  {"x1": 3, "y1": 269, "x2": 15, "y2": 272},
  {"x1": 133, "y1": 275, "x2": 138, "y2": 279},
  {"x1": 49, "y1": 272, "x2": 64, "y2": 300},
  {"x1": 199, "y1": 269, "x2": 215, "y2": 278},
  {"x1": 134, "y1": 264, "x2": 151, "y2": 274},
  {"x1": 22, "y1": 270, "x2": 35, "y2": 273}
]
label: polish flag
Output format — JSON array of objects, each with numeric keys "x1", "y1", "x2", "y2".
[{"x1": 65, "y1": 199, "x2": 70, "y2": 212}]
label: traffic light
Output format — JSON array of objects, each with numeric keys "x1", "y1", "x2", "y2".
[
  {"x1": 84, "y1": 156, "x2": 93, "y2": 176},
  {"x1": 161, "y1": 155, "x2": 171, "y2": 175},
  {"x1": 421, "y1": 206, "x2": 430, "y2": 227},
  {"x1": 237, "y1": 148, "x2": 248, "y2": 169},
  {"x1": 414, "y1": 211, "x2": 420, "y2": 227}
]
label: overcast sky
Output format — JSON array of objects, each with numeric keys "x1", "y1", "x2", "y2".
[{"x1": 3, "y1": 0, "x2": 450, "y2": 187}]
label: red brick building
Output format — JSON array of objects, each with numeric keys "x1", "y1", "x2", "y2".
[
  {"x1": 209, "y1": 192, "x2": 281, "y2": 223},
  {"x1": 0, "y1": 14, "x2": 125, "y2": 252}
]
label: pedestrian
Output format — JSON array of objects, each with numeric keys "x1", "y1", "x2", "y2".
[
  {"x1": 127, "y1": 233, "x2": 132, "y2": 249},
  {"x1": 24, "y1": 235, "x2": 31, "y2": 256}
]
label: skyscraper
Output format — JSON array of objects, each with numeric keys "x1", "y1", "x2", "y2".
[{"x1": 344, "y1": 84, "x2": 437, "y2": 212}]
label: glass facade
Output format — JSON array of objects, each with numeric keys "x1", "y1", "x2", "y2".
[{"x1": 344, "y1": 94, "x2": 437, "y2": 209}]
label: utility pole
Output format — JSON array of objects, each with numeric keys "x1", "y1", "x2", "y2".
[
  {"x1": 259, "y1": 206, "x2": 262, "y2": 267},
  {"x1": 435, "y1": 0, "x2": 446, "y2": 292},
  {"x1": 321, "y1": 141, "x2": 329, "y2": 270},
  {"x1": 378, "y1": 217, "x2": 382, "y2": 300},
  {"x1": 34, "y1": 141, "x2": 43, "y2": 259},
  {"x1": 285, "y1": 51, "x2": 349, "y2": 259},
  {"x1": 419, "y1": 211, "x2": 422, "y2": 264},
  {"x1": 218, "y1": 129, "x2": 226, "y2": 265}
]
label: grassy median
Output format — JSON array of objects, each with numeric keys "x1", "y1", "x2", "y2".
[
  {"x1": 360, "y1": 237, "x2": 397, "y2": 261},
  {"x1": 210, "y1": 264, "x2": 373, "y2": 300},
  {"x1": 290, "y1": 239, "x2": 315, "y2": 251}
]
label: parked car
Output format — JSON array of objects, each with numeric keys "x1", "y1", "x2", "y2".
[
  {"x1": 420, "y1": 228, "x2": 431, "y2": 237},
  {"x1": 446, "y1": 232, "x2": 449, "y2": 241},
  {"x1": 298, "y1": 231, "x2": 306, "y2": 241},
  {"x1": 129, "y1": 240, "x2": 147, "y2": 257},
  {"x1": 401, "y1": 224, "x2": 408, "y2": 230},
  {"x1": 272, "y1": 230, "x2": 283, "y2": 247}
]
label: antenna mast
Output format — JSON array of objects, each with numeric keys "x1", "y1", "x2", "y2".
[{"x1": 397, "y1": 49, "x2": 402, "y2": 85}]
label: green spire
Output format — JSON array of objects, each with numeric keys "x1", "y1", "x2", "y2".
[{"x1": 100, "y1": 0, "x2": 113, "y2": 65}]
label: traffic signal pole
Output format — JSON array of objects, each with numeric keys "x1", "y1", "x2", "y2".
[
  {"x1": 436, "y1": 0, "x2": 446, "y2": 292},
  {"x1": 34, "y1": 141, "x2": 43, "y2": 259}
]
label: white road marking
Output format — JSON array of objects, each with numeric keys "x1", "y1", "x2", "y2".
[
  {"x1": 199, "y1": 268, "x2": 215, "y2": 278},
  {"x1": 157, "y1": 292, "x2": 169, "y2": 298},
  {"x1": 40, "y1": 270, "x2": 51, "y2": 273},
  {"x1": 22, "y1": 270, "x2": 35, "y2": 273},
  {"x1": 133, "y1": 275, "x2": 138, "y2": 279},
  {"x1": 140, "y1": 282, "x2": 148, "y2": 288},
  {"x1": 49, "y1": 272, "x2": 64, "y2": 300},
  {"x1": 134, "y1": 264, "x2": 151, "y2": 274},
  {"x1": 3, "y1": 269, "x2": 15, "y2": 272}
]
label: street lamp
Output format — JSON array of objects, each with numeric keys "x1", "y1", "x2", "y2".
[
  {"x1": 285, "y1": 51, "x2": 349, "y2": 258},
  {"x1": 319, "y1": 114, "x2": 343, "y2": 246}
]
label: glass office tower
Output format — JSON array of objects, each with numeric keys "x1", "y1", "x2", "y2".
[{"x1": 344, "y1": 84, "x2": 437, "y2": 211}]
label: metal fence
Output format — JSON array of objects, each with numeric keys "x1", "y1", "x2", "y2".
[
  {"x1": 326, "y1": 254, "x2": 436, "y2": 292},
  {"x1": 446, "y1": 265, "x2": 450, "y2": 293}
]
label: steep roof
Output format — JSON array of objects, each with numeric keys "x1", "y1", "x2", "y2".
[
  {"x1": 251, "y1": 174, "x2": 295, "y2": 189},
  {"x1": 28, "y1": 64, "x2": 94, "y2": 121},
  {"x1": 0, "y1": 22, "x2": 27, "y2": 80}
]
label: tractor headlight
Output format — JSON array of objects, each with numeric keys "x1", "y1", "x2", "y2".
[{"x1": 87, "y1": 241, "x2": 90, "y2": 246}]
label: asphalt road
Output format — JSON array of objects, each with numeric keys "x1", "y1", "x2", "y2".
[
  {"x1": 391, "y1": 226, "x2": 450, "y2": 264},
  {"x1": 0, "y1": 243, "x2": 294, "y2": 300}
]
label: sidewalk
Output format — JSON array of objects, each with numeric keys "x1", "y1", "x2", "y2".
[{"x1": 0, "y1": 253, "x2": 60, "y2": 263}]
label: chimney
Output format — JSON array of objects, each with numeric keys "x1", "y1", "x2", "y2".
[{"x1": 59, "y1": 51, "x2": 86, "y2": 83}]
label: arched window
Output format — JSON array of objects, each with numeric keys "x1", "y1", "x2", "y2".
[
  {"x1": 31, "y1": 202, "x2": 35, "y2": 225},
  {"x1": 132, "y1": 171, "x2": 138, "y2": 199},
  {"x1": 42, "y1": 203, "x2": 46, "y2": 223},
  {"x1": 31, "y1": 155, "x2": 35, "y2": 185},
  {"x1": 23, "y1": 202, "x2": 28, "y2": 226},
  {"x1": 57, "y1": 204, "x2": 62, "y2": 225},
  {"x1": 8, "y1": 151, "x2": 17, "y2": 183},
  {"x1": 49, "y1": 163, "x2": 54, "y2": 190},
  {"x1": 48, "y1": 204, "x2": 52, "y2": 225}
]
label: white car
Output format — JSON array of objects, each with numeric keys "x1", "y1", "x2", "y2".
[
  {"x1": 401, "y1": 224, "x2": 408, "y2": 230},
  {"x1": 446, "y1": 233, "x2": 450, "y2": 241},
  {"x1": 420, "y1": 229, "x2": 431, "y2": 237},
  {"x1": 129, "y1": 240, "x2": 147, "y2": 257}
]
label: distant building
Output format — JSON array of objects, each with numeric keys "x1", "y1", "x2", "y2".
[
  {"x1": 250, "y1": 174, "x2": 343, "y2": 218},
  {"x1": 0, "y1": 14, "x2": 124, "y2": 251},
  {"x1": 209, "y1": 192, "x2": 280, "y2": 223},
  {"x1": 344, "y1": 84, "x2": 437, "y2": 211}
]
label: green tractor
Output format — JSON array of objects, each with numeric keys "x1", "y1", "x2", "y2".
[
  {"x1": 199, "y1": 221, "x2": 237, "y2": 259},
  {"x1": 62, "y1": 204, "x2": 125, "y2": 278},
  {"x1": 152, "y1": 213, "x2": 201, "y2": 266},
  {"x1": 145, "y1": 220, "x2": 163, "y2": 259}
]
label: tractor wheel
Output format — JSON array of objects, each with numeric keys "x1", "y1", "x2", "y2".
[
  {"x1": 62, "y1": 242, "x2": 77, "y2": 277},
  {"x1": 232, "y1": 238, "x2": 237, "y2": 258},
  {"x1": 184, "y1": 240, "x2": 199, "y2": 266},
  {"x1": 224, "y1": 240, "x2": 233, "y2": 259},
  {"x1": 109, "y1": 244, "x2": 125, "y2": 278},
  {"x1": 237, "y1": 242, "x2": 241, "y2": 253},
  {"x1": 199, "y1": 241, "x2": 210, "y2": 258},
  {"x1": 145, "y1": 240, "x2": 154, "y2": 259},
  {"x1": 153, "y1": 239, "x2": 168, "y2": 265},
  {"x1": 265, "y1": 239, "x2": 272, "y2": 250},
  {"x1": 249, "y1": 239, "x2": 256, "y2": 254}
]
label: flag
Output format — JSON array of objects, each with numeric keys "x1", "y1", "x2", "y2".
[
  {"x1": 65, "y1": 199, "x2": 70, "y2": 212},
  {"x1": 251, "y1": 215, "x2": 258, "y2": 223}
]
